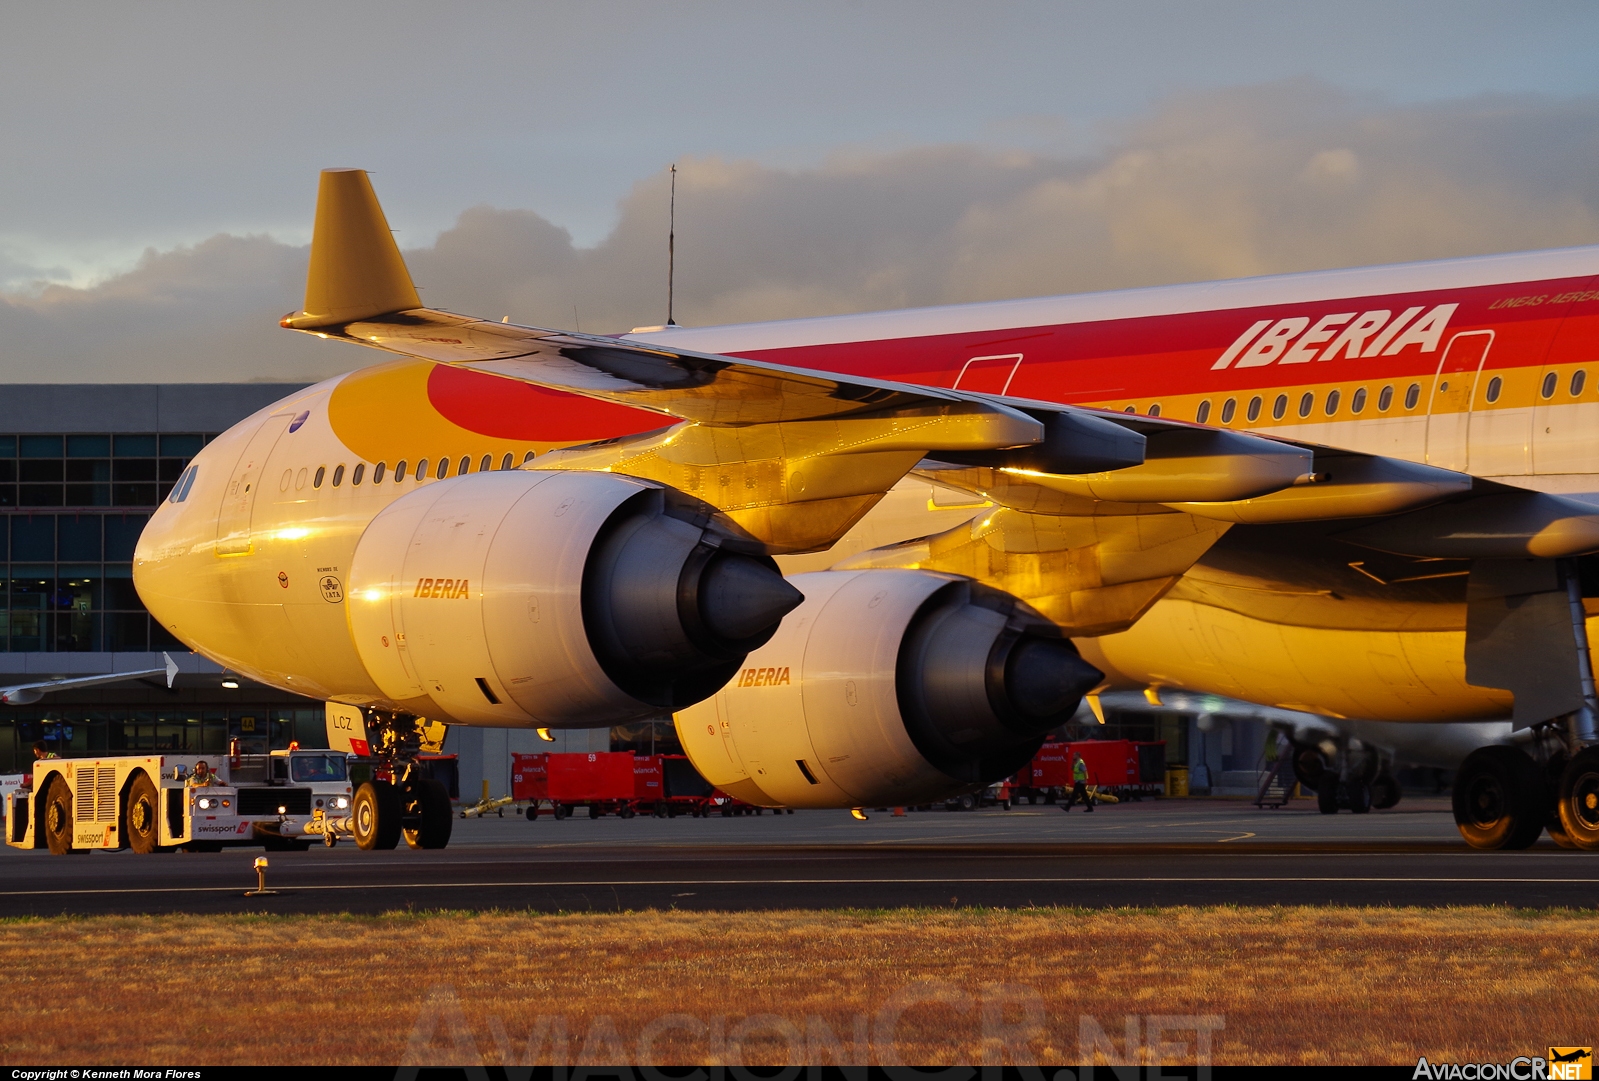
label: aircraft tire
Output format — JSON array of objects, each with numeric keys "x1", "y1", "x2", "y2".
[
  {"x1": 1316, "y1": 775, "x2": 1339, "y2": 815},
  {"x1": 353, "y1": 781, "x2": 403, "y2": 851},
  {"x1": 1453, "y1": 746, "x2": 1546, "y2": 851},
  {"x1": 1369, "y1": 774, "x2": 1402, "y2": 810},
  {"x1": 403, "y1": 779, "x2": 453, "y2": 850},
  {"x1": 1555, "y1": 746, "x2": 1599, "y2": 851},
  {"x1": 1346, "y1": 780, "x2": 1373, "y2": 814}
]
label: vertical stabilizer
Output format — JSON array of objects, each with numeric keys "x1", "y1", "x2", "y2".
[{"x1": 282, "y1": 169, "x2": 421, "y2": 328}]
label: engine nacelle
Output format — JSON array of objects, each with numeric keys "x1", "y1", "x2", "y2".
[
  {"x1": 348, "y1": 470, "x2": 801, "y2": 727},
  {"x1": 676, "y1": 569, "x2": 1102, "y2": 808}
]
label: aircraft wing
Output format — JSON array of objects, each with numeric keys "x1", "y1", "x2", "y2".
[
  {"x1": 280, "y1": 170, "x2": 1599, "y2": 575},
  {"x1": 0, "y1": 653, "x2": 179, "y2": 706}
]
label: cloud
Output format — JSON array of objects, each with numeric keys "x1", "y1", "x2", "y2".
[{"x1": 4, "y1": 81, "x2": 1597, "y2": 382}]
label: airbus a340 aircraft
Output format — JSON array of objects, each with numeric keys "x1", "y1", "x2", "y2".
[{"x1": 131, "y1": 169, "x2": 1599, "y2": 853}]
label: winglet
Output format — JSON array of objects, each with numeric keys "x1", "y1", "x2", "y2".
[
  {"x1": 163, "y1": 651, "x2": 179, "y2": 689},
  {"x1": 281, "y1": 169, "x2": 421, "y2": 329}
]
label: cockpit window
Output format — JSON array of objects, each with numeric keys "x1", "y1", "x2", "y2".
[
  {"x1": 169, "y1": 465, "x2": 198, "y2": 503},
  {"x1": 290, "y1": 755, "x2": 347, "y2": 782}
]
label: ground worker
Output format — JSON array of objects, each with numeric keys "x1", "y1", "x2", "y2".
[
  {"x1": 1063, "y1": 753, "x2": 1094, "y2": 812},
  {"x1": 187, "y1": 760, "x2": 219, "y2": 787},
  {"x1": 21, "y1": 740, "x2": 58, "y2": 788}
]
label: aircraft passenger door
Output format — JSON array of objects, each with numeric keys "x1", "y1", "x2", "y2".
[
  {"x1": 952, "y1": 353, "x2": 1024, "y2": 395},
  {"x1": 215, "y1": 412, "x2": 293, "y2": 556},
  {"x1": 1424, "y1": 332, "x2": 1493, "y2": 473}
]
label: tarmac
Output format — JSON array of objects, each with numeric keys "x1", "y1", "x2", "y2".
[{"x1": 2, "y1": 795, "x2": 1595, "y2": 916}]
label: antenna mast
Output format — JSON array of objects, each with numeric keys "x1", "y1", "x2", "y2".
[{"x1": 667, "y1": 162, "x2": 677, "y2": 326}]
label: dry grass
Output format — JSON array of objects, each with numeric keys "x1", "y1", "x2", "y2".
[{"x1": 0, "y1": 906, "x2": 1593, "y2": 1066}]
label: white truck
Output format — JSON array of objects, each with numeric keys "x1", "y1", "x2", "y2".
[{"x1": 5, "y1": 748, "x2": 355, "y2": 854}]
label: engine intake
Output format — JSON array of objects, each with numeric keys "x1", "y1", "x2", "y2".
[
  {"x1": 348, "y1": 470, "x2": 800, "y2": 727},
  {"x1": 676, "y1": 569, "x2": 1101, "y2": 808}
]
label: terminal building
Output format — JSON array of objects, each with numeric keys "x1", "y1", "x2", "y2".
[
  {"x1": 3, "y1": 382, "x2": 1292, "y2": 803},
  {"x1": 0, "y1": 384, "x2": 605, "y2": 804}
]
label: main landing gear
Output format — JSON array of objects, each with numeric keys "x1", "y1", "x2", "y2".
[
  {"x1": 348, "y1": 711, "x2": 453, "y2": 852},
  {"x1": 1451, "y1": 738, "x2": 1599, "y2": 852},
  {"x1": 1292, "y1": 736, "x2": 1401, "y2": 815},
  {"x1": 1454, "y1": 559, "x2": 1599, "y2": 850}
]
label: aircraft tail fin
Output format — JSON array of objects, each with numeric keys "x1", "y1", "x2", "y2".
[{"x1": 281, "y1": 169, "x2": 421, "y2": 329}]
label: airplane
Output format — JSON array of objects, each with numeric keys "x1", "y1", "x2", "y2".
[
  {"x1": 128, "y1": 168, "x2": 1599, "y2": 854},
  {"x1": 0, "y1": 653, "x2": 179, "y2": 705}
]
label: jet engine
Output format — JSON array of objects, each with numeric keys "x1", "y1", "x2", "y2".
[
  {"x1": 676, "y1": 569, "x2": 1102, "y2": 808},
  {"x1": 347, "y1": 470, "x2": 802, "y2": 727}
]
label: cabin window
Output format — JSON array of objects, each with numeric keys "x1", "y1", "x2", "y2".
[
  {"x1": 1147, "y1": 404, "x2": 1161, "y2": 417},
  {"x1": 1298, "y1": 392, "x2": 1314, "y2": 418},
  {"x1": 1195, "y1": 400, "x2": 1212, "y2": 424},
  {"x1": 312, "y1": 466, "x2": 325, "y2": 489},
  {"x1": 523, "y1": 450, "x2": 537, "y2": 464},
  {"x1": 352, "y1": 463, "x2": 365, "y2": 485},
  {"x1": 373, "y1": 462, "x2": 386, "y2": 483},
  {"x1": 501, "y1": 453, "x2": 514, "y2": 471},
  {"x1": 1245, "y1": 396, "x2": 1261, "y2": 422},
  {"x1": 279, "y1": 469, "x2": 292, "y2": 492},
  {"x1": 1272, "y1": 394, "x2": 1287, "y2": 420},
  {"x1": 416, "y1": 459, "x2": 428, "y2": 480},
  {"x1": 1220, "y1": 398, "x2": 1237, "y2": 424},
  {"x1": 1351, "y1": 388, "x2": 1367, "y2": 414},
  {"x1": 1485, "y1": 377, "x2": 1503, "y2": 404},
  {"x1": 1325, "y1": 390, "x2": 1341, "y2": 416},
  {"x1": 394, "y1": 460, "x2": 407, "y2": 481},
  {"x1": 1404, "y1": 384, "x2": 1421, "y2": 409},
  {"x1": 436, "y1": 457, "x2": 449, "y2": 480},
  {"x1": 331, "y1": 465, "x2": 345, "y2": 486},
  {"x1": 1572, "y1": 370, "x2": 1587, "y2": 396},
  {"x1": 1542, "y1": 371, "x2": 1558, "y2": 398},
  {"x1": 1123, "y1": 404, "x2": 1136, "y2": 414},
  {"x1": 480, "y1": 454, "x2": 493, "y2": 473},
  {"x1": 460, "y1": 455, "x2": 472, "y2": 475},
  {"x1": 1378, "y1": 386, "x2": 1394, "y2": 411}
]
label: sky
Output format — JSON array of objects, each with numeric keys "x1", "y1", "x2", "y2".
[{"x1": 2, "y1": 1, "x2": 1598, "y2": 382}]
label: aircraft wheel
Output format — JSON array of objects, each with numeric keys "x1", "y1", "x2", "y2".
[
  {"x1": 403, "y1": 779, "x2": 453, "y2": 850},
  {"x1": 1555, "y1": 746, "x2": 1599, "y2": 851},
  {"x1": 1346, "y1": 780, "x2": 1373, "y2": 814},
  {"x1": 526, "y1": 805, "x2": 539, "y2": 821},
  {"x1": 352, "y1": 781, "x2": 403, "y2": 851},
  {"x1": 1453, "y1": 746, "x2": 1547, "y2": 851},
  {"x1": 1293, "y1": 745, "x2": 1328, "y2": 790},
  {"x1": 1369, "y1": 773, "x2": 1402, "y2": 810},
  {"x1": 43, "y1": 778, "x2": 74, "y2": 855},
  {"x1": 1316, "y1": 775, "x2": 1339, "y2": 815},
  {"x1": 125, "y1": 773, "x2": 161, "y2": 854}
]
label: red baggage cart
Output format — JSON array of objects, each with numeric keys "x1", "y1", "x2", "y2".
[
  {"x1": 1014, "y1": 741, "x2": 1073, "y2": 804},
  {"x1": 514, "y1": 751, "x2": 638, "y2": 820}
]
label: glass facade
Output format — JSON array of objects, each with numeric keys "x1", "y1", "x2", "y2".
[
  {"x1": 1, "y1": 706, "x2": 329, "y2": 774},
  {"x1": 0, "y1": 432, "x2": 211, "y2": 651}
]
